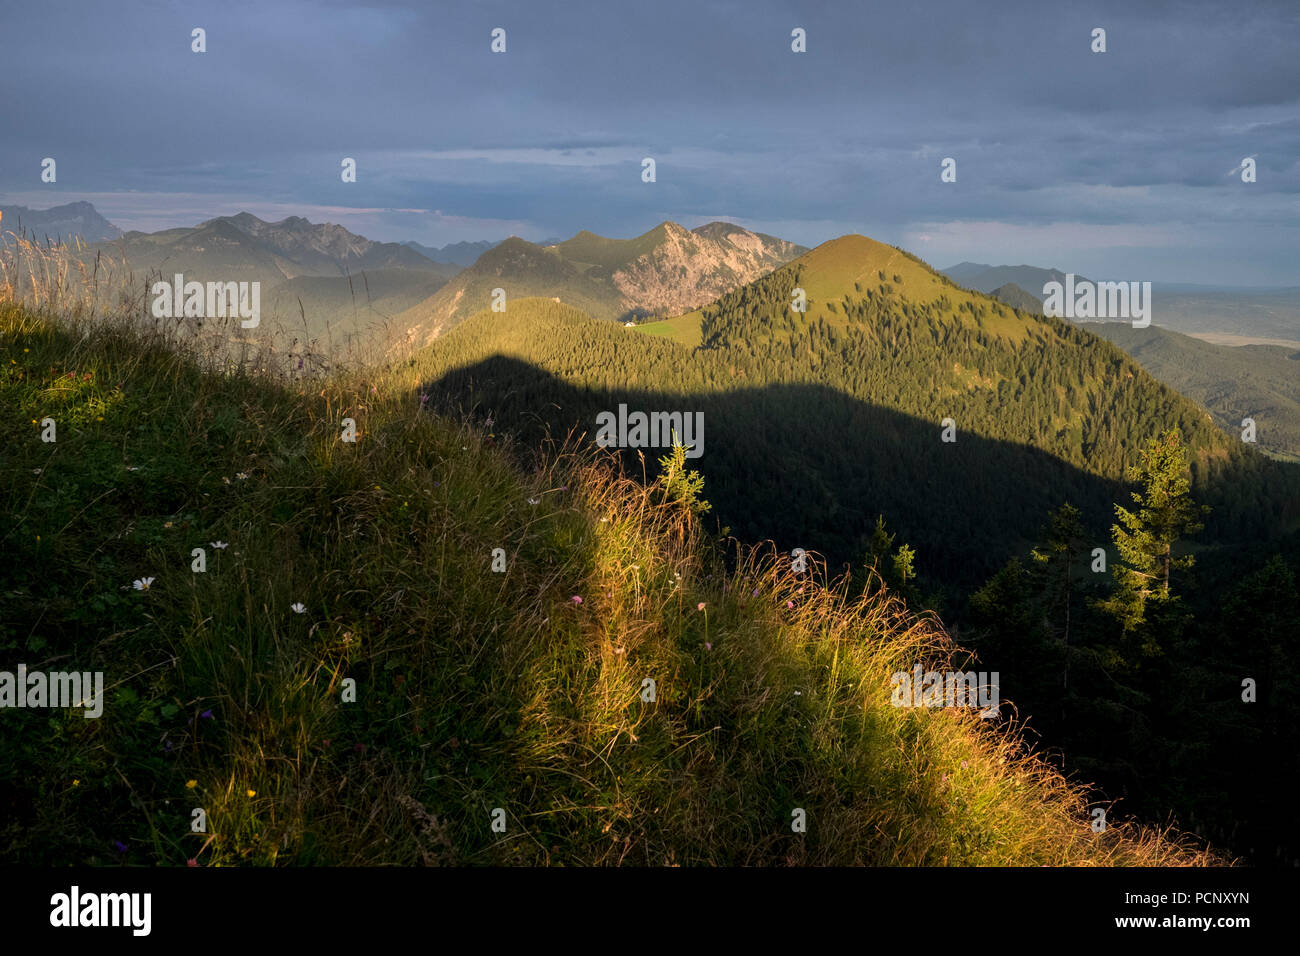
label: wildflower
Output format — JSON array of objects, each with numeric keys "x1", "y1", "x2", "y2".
[
  {"x1": 114, "y1": 841, "x2": 128, "y2": 853},
  {"x1": 793, "y1": 691, "x2": 802, "y2": 696},
  {"x1": 786, "y1": 601, "x2": 794, "y2": 609},
  {"x1": 527, "y1": 497, "x2": 539, "y2": 505},
  {"x1": 163, "y1": 521, "x2": 173, "y2": 529},
  {"x1": 31, "y1": 468, "x2": 41, "y2": 474},
  {"x1": 236, "y1": 472, "x2": 248, "y2": 480},
  {"x1": 133, "y1": 577, "x2": 155, "y2": 591},
  {"x1": 125, "y1": 465, "x2": 140, "y2": 472},
  {"x1": 419, "y1": 393, "x2": 429, "y2": 406},
  {"x1": 290, "y1": 603, "x2": 306, "y2": 614},
  {"x1": 72, "y1": 779, "x2": 80, "y2": 787},
  {"x1": 246, "y1": 789, "x2": 256, "y2": 798},
  {"x1": 199, "y1": 709, "x2": 213, "y2": 720},
  {"x1": 484, "y1": 416, "x2": 494, "y2": 427},
  {"x1": 704, "y1": 642, "x2": 712, "y2": 651},
  {"x1": 961, "y1": 760, "x2": 968, "y2": 770},
  {"x1": 697, "y1": 602, "x2": 706, "y2": 611},
  {"x1": 222, "y1": 476, "x2": 230, "y2": 485},
  {"x1": 210, "y1": 541, "x2": 228, "y2": 549},
  {"x1": 185, "y1": 779, "x2": 197, "y2": 789},
  {"x1": 570, "y1": 595, "x2": 583, "y2": 604},
  {"x1": 187, "y1": 858, "x2": 199, "y2": 867}
]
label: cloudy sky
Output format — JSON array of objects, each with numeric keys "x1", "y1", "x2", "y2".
[{"x1": 2, "y1": 0, "x2": 1297, "y2": 284}]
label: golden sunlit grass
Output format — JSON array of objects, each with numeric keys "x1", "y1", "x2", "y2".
[{"x1": 0, "y1": 257, "x2": 1224, "y2": 865}]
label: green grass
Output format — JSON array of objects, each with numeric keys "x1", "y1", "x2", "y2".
[
  {"x1": 634, "y1": 312, "x2": 704, "y2": 346},
  {"x1": 0, "y1": 300, "x2": 1219, "y2": 866}
]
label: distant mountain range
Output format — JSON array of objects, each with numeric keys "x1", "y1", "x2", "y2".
[
  {"x1": 390, "y1": 220, "x2": 807, "y2": 353},
  {"x1": 99, "y1": 211, "x2": 448, "y2": 279},
  {"x1": 403, "y1": 239, "x2": 499, "y2": 267},
  {"x1": 0, "y1": 201, "x2": 121, "y2": 242},
  {"x1": 943, "y1": 260, "x2": 1300, "y2": 343},
  {"x1": 68, "y1": 211, "x2": 459, "y2": 353},
  {"x1": 942, "y1": 262, "x2": 1077, "y2": 296}
]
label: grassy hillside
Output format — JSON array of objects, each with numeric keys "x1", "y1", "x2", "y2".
[
  {"x1": 1091, "y1": 321, "x2": 1300, "y2": 462},
  {"x1": 392, "y1": 237, "x2": 627, "y2": 351},
  {"x1": 0, "y1": 300, "x2": 1213, "y2": 866}
]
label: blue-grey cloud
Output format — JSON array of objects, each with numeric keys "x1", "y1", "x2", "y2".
[{"x1": 1, "y1": 0, "x2": 1297, "y2": 284}]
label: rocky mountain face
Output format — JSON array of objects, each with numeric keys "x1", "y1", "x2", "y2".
[{"x1": 610, "y1": 222, "x2": 806, "y2": 317}]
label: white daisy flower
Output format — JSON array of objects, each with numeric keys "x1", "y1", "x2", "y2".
[
  {"x1": 210, "y1": 541, "x2": 228, "y2": 549},
  {"x1": 133, "y1": 577, "x2": 155, "y2": 591},
  {"x1": 290, "y1": 602, "x2": 306, "y2": 614}
]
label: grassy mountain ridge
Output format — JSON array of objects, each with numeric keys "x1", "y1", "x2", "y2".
[
  {"x1": 0, "y1": 300, "x2": 1213, "y2": 866},
  {"x1": 389, "y1": 222, "x2": 806, "y2": 355}
]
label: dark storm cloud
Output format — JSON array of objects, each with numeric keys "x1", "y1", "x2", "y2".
[{"x1": 1, "y1": 0, "x2": 1296, "y2": 283}]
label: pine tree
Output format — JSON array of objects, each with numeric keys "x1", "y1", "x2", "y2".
[
  {"x1": 656, "y1": 440, "x2": 711, "y2": 516},
  {"x1": 1096, "y1": 429, "x2": 1209, "y2": 639}
]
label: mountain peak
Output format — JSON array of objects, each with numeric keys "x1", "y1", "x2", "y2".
[{"x1": 0, "y1": 200, "x2": 122, "y2": 242}]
